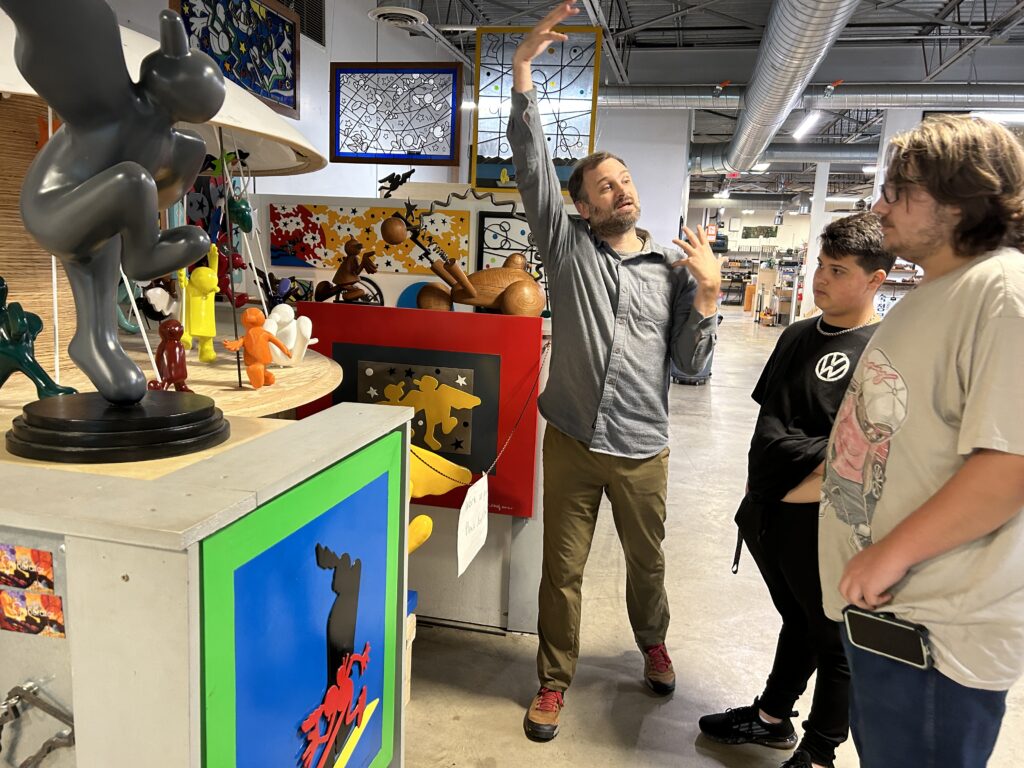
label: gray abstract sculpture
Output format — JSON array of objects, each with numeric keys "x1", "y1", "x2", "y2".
[{"x1": 1, "y1": 0, "x2": 226, "y2": 404}]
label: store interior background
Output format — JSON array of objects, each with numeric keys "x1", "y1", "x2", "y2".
[{"x1": 4, "y1": 0, "x2": 1024, "y2": 764}]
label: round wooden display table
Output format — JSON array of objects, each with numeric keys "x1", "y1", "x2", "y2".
[{"x1": 0, "y1": 324, "x2": 342, "y2": 421}]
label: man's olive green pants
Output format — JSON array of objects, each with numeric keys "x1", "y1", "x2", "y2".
[{"x1": 537, "y1": 425, "x2": 671, "y2": 692}]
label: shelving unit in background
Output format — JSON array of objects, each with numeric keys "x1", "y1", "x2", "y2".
[{"x1": 877, "y1": 258, "x2": 922, "y2": 316}]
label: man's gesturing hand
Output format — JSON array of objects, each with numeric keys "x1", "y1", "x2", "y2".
[
  {"x1": 672, "y1": 226, "x2": 724, "y2": 317},
  {"x1": 513, "y1": 2, "x2": 581, "y2": 70}
]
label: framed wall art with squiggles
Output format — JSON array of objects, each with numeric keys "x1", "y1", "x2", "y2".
[
  {"x1": 473, "y1": 27, "x2": 601, "y2": 191},
  {"x1": 330, "y1": 62, "x2": 463, "y2": 165}
]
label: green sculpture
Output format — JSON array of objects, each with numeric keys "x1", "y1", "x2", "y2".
[{"x1": 0, "y1": 277, "x2": 77, "y2": 399}]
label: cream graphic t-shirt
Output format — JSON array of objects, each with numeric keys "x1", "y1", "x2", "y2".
[{"x1": 819, "y1": 248, "x2": 1024, "y2": 690}]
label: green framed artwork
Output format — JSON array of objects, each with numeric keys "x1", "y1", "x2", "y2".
[{"x1": 202, "y1": 430, "x2": 406, "y2": 768}]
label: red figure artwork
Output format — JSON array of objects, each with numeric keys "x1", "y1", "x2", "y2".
[
  {"x1": 217, "y1": 246, "x2": 249, "y2": 307},
  {"x1": 299, "y1": 642, "x2": 371, "y2": 768},
  {"x1": 147, "y1": 319, "x2": 193, "y2": 393}
]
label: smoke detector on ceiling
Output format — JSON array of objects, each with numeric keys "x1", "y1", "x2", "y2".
[{"x1": 368, "y1": 5, "x2": 428, "y2": 27}]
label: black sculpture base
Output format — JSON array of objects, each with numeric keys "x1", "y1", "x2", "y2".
[{"x1": 6, "y1": 391, "x2": 230, "y2": 463}]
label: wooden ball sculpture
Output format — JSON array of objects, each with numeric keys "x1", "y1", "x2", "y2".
[
  {"x1": 416, "y1": 254, "x2": 546, "y2": 316},
  {"x1": 380, "y1": 215, "x2": 408, "y2": 246}
]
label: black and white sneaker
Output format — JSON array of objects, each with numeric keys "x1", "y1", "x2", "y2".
[
  {"x1": 698, "y1": 697, "x2": 798, "y2": 749},
  {"x1": 781, "y1": 748, "x2": 833, "y2": 767}
]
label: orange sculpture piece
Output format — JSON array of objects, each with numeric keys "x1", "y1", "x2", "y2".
[{"x1": 222, "y1": 307, "x2": 291, "y2": 389}]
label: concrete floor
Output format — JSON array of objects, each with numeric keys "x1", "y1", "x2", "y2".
[{"x1": 404, "y1": 306, "x2": 1024, "y2": 768}]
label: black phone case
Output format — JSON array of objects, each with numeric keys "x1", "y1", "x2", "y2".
[{"x1": 843, "y1": 605, "x2": 933, "y2": 670}]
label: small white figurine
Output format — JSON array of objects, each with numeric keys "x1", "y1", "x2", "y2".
[{"x1": 262, "y1": 304, "x2": 316, "y2": 366}]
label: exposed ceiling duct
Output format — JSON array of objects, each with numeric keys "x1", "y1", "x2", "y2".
[
  {"x1": 598, "y1": 83, "x2": 1024, "y2": 111},
  {"x1": 724, "y1": 0, "x2": 864, "y2": 172},
  {"x1": 689, "y1": 194, "x2": 798, "y2": 210},
  {"x1": 691, "y1": 142, "x2": 879, "y2": 173}
]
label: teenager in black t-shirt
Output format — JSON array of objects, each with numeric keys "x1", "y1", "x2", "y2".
[{"x1": 699, "y1": 214, "x2": 895, "y2": 768}]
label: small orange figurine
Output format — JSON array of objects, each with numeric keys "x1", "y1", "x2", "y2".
[{"x1": 222, "y1": 307, "x2": 291, "y2": 389}]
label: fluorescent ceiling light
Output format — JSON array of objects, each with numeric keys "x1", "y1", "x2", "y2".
[
  {"x1": 792, "y1": 110, "x2": 823, "y2": 141},
  {"x1": 742, "y1": 209, "x2": 756, "y2": 214},
  {"x1": 862, "y1": 165, "x2": 877, "y2": 175},
  {"x1": 970, "y1": 110, "x2": 1024, "y2": 125},
  {"x1": 826, "y1": 196, "x2": 861, "y2": 203},
  {"x1": 712, "y1": 190, "x2": 731, "y2": 199},
  {"x1": 753, "y1": 162, "x2": 771, "y2": 172}
]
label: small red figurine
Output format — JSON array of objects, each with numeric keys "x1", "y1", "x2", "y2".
[
  {"x1": 217, "y1": 245, "x2": 249, "y2": 307},
  {"x1": 222, "y1": 307, "x2": 291, "y2": 389},
  {"x1": 147, "y1": 318, "x2": 193, "y2": 393}
]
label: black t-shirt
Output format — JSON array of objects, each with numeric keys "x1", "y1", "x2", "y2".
[{"x1": 747, "y1": 317, "x2": 877, "y2": 502}]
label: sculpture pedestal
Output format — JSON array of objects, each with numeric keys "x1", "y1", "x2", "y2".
[{"x1": 6, "y1": 391, "x2": 229, "y2": 463}]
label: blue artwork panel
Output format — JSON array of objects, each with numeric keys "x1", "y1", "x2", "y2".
[
  {"x1": 177, "y1": 0, "x2": 299, "y2": 117},
  {"x1": 234, "y1": 475, "x2": 390, "y2": 768}
]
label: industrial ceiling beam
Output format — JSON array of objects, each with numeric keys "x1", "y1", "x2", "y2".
[
  {"x1": 923, "y1": 0, "x2": 1024, "y2": 80},
  {"x1": 916, "y1": 0, "x2": 965, "y2": 37},
  {"x1": 612, "y1": 0, "x2": 726, "y2": 38},
  {"x1": 580, "y1": 0, "x2": 630, "y2": 83}
]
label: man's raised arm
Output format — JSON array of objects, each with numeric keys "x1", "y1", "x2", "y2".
[{"x1": 505, "y1": 1, "x2": 582, "y2": 263}]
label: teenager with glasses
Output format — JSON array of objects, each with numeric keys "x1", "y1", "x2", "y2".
[{"x1": 819, "y1": 115, "x2": 1024, "y2": 766}]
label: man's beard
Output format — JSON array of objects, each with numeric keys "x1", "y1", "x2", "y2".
[{"x1": 589, "y1": 202, "x2": 641, "y2": 237}]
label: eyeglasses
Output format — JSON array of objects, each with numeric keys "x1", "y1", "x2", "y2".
[{"x1": 880, "y1": 182, "x2": 902, "y2": 205}]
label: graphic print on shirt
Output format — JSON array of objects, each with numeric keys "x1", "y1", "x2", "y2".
[
  {"x1": 822, "y1": 348, "x2": 909, "y2": 549},
  {"x1": 815, "y1": 351, "x2": 851, "y2": 382}
]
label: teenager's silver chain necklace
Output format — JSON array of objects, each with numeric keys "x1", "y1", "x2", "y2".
[{"x1": 816, "y1": 315, "x2": 878, "y2": 337}]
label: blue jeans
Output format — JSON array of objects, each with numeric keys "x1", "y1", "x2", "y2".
[{"x1": 841, "y1": 627, "x2": 1008, "y2": 767}]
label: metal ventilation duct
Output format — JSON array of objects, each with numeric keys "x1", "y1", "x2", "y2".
[
  {"x1": 691, "y1": 142, "x2": 879, "y2": 173},
  {"x1": 726, "y1": 0, "x2": 863, "y2": 172},
  {"x1": 598, "y1": 83, "x2": 1024, "y2": 111},
  {"x1": 689, "y1": 194, "x2": 797, "y2": 211}
]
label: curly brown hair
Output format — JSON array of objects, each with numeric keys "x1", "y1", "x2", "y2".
[{"x1": 885, "y1": 114, "x2": 1024, "y2": 257}]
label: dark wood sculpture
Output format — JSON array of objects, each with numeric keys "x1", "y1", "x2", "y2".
[{"x1": 314, "y1": 238, "x2": 379, "y2": 303}]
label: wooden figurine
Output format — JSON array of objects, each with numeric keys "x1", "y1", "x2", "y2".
[
  {"x1": 314, "y1": 238, "x2": 378, "y2": 303},
  {"x1": 418, "y1": 253, "x2": 546, "y2": 316},
  {"x1": 222, "y1": 307, "x2": 291, "y2": 389}
]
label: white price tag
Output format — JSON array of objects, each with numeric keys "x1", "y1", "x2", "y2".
[{"x1": 457, "y1": 475, "x2": 488, "y2": 577}]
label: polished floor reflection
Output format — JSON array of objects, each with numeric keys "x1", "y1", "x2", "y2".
[{"x1": 405, "y1": 307, "x2": 1024, "y2": 767}]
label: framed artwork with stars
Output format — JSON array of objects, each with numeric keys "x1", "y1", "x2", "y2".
[
  {"x1": 266, "y1": 197, "x2": 470, "y2": 273},
  {"x1": 297, "y1": 303, "x2": 543, "y2": 518},
  {"x1": 171, "y1": 0, "x2": 300, "y2": 119}
]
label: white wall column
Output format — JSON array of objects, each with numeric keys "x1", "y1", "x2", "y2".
[
  {"x1": 680, "y1": 109, "x2": 693, "y2": 235},
  {"x1": 871, "y1": 109, "x2": 923, "y2": 200},
  {"x1": 801, "y1": 161, "x2": 831, "y2": 317},
  {"x1": 595, "y1": 108, "x2": 692, "y2": 246}
]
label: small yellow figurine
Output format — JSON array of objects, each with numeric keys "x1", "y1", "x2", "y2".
[
  {"x1": 222, "y1": 307, "x2": 291, "y2": 389},
  {"x1": 179, "y1": 244, "x2": 220, "y2": 362}
]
